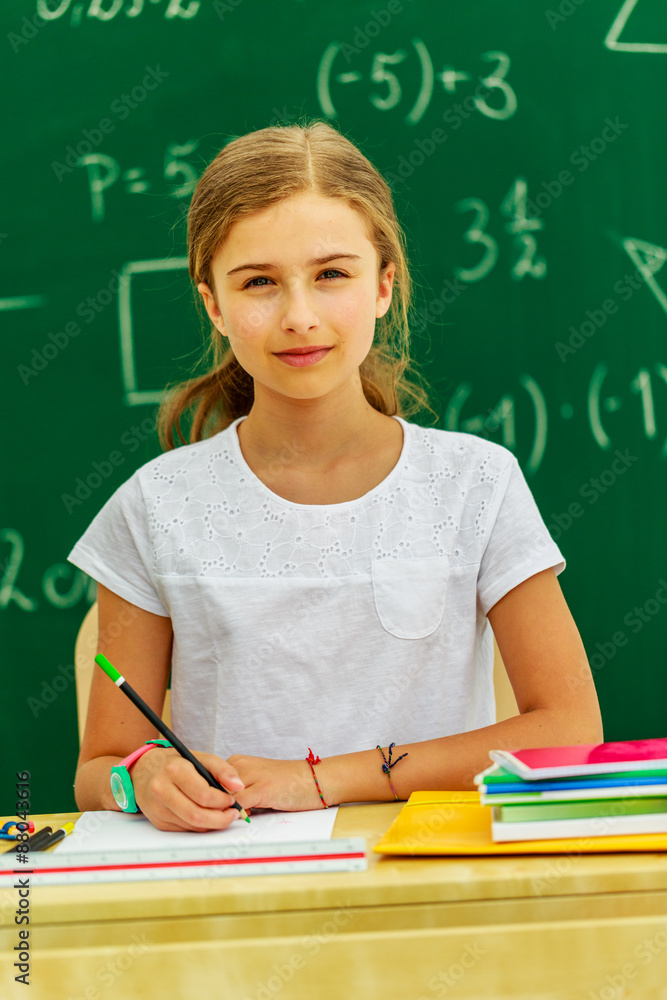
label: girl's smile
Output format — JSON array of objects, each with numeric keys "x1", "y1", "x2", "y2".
[{"x1": 273, "y1": 345, "x2": 333, "y2": 367}]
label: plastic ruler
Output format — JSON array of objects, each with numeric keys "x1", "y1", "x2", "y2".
[{"x1": 0, "y1": 837, "x2": 367, "y2": 885}]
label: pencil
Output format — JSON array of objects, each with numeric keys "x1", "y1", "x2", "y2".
[{"x1": 95, "y1": 654, "x2": 250, "y2": 822}]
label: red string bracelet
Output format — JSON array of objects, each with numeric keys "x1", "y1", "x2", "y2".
[{"x1": 305, "y1": 748, "x2": 329, "y2": 808}]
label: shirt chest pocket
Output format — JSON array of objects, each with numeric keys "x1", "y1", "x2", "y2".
[{"x1": 371, "y1": 556, "x2": 450, "y2": 639}]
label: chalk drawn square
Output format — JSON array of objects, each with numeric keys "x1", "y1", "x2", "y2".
[{"x1": 118, "y1": 258, "x2": 201, "y2": 406}]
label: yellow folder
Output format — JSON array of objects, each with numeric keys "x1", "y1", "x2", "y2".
[{"x1": 374, "y1": 791, "x2": 667, "y2": 856}]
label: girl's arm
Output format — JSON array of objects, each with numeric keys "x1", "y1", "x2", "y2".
[
  {"x1": 74, "y1": 584, "x2": 244, "y2": 830},
  {"x1": 230, "y1": 567, "x2": 604, "y2": 809}
]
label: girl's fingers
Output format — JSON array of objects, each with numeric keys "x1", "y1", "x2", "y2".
[
  {"x1": 134, "y1": 748, "x2": 247, "y2": 831},
  {"x1": 196, "y1": 752, "x2": 245, "y2": 792},
  {"x1": 134, "y1": 752, "x2": 242, "y2": 830},
  {"x1": 168, "y1": 758, "x2": 240, "y2": 813},
  {"x1": 151, "y1": 774, "x2": 241, "y2": 831}
]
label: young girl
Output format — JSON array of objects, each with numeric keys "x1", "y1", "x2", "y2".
[{"x1": 69, "y1": 120, "x2": 602, "y2": 832}]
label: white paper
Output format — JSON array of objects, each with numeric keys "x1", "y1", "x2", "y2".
[{"x1": 53, "y1": 807, "x2": 338, "y2": 854}]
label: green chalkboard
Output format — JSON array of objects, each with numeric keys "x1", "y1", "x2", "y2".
[{"x1": 3, "y1": 0, "x2": 667, "y2": 815}]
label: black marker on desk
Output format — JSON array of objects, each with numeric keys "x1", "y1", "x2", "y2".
[
  {"x1": 35, "y1": 823, "x2": 75, "y2": 852},
  {"x1": 95, "y1": 654, "x2": 250, "y2": 822},
  {"x1": 6, "y1": 827, "x2": 52, "y2": 853}
]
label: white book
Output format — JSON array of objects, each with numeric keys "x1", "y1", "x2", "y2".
[{"x1": 491, "y1": 807, "x2": 667, "y2": 843}]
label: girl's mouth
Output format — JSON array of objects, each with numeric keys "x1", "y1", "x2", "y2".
[{"x1": 274, "y1": 346, "x2": 332, "y2": 367}]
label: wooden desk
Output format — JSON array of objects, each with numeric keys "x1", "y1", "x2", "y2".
[{"x1": 3, "y1": 805, "x2": 667, "y2": 1000}]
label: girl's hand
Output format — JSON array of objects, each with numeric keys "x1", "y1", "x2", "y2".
[
  {"x1": 227, "y1": 755, "x2": 326, "y2": 812},
  {"x1": 129, "y1": 746, "x2": 246, "y2": 832}
]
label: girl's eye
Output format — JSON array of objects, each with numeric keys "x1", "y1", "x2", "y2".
[
  {"x1": 319, "y1": 269, "x2": 346, "y2": 280},
  {"x1": 242, "y1": 269, "x2": 347, "y2": 289},
  {"x1": 243, "y1": 276, "x2": 272, "y2": 288}
]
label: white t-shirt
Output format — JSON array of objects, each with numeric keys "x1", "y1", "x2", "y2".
[{"x1": 67, "y1": 416, "x2": 565, "y2": 759}]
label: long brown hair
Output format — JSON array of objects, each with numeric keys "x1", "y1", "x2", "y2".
[{"x1": 158, "y1": 118, "x2": 432, "y2": 449}]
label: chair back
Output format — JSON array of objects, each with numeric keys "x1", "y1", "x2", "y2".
[{"x1": 493, "y1": 639, "x2": 519, "y2": 723}]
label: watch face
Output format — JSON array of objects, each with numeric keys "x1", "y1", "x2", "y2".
[{"x1": 110, "y1": 771, "x2": 129, "y2": 811}]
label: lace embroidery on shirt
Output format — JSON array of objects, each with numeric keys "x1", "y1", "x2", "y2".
[{"x1": 144, "y1": 422, "x2": 508, "y2": 579}]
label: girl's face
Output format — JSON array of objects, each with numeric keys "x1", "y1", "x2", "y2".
[{"x1": 197, "y1": 191, "x2": 395, "y2": 407}]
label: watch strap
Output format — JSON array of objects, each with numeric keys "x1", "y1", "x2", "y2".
[
  {"x1": 110, "y1": 739, "x2": 173, "y2": 813},
  {"x1": 118, "y1": 739, "x2": 172, "y2": 771}
]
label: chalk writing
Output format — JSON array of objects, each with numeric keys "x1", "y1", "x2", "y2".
[
  {"x1": 318, "y1": 41, "x2": 517, "y2": 125},
  {"x1": 0, "y1": 529, "x2": 95, "y2": 612},
  {"x1": 36, "y1": 0, "x2": 201, "y2": 23},
  {"x1": 454, "y1": 177, "x2": 547, "y2": 283}
]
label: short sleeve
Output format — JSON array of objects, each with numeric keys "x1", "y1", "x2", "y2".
[
  {"x1": 477, "y1": 454, "x2": 565, "y2": 616},
  {"x1": 67, "y1": 471, "x2": 168, "y2": 617}
]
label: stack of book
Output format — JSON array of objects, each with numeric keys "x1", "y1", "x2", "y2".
[{"x1": 474, "y1": 738, "x2": 667, "y2": 843}]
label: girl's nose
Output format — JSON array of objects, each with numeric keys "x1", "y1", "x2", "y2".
[{"x1": 280, "y1": 285, "x2": 320, "y2": 335}]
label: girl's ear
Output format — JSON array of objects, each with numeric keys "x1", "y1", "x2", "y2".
[
  {"x1": 197, "y1": 281, "x2": 227, "y2": 336},
  {"x1": 376, "y1": 261, "x2": 396, "y2": 319}
]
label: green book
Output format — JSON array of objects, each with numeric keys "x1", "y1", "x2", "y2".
[
  {"x1": 499, "y1": 796, "x2": 667, "y2": 824},
  {"x1": 482, "y1": 764, "x2": 667, "y2": 785},
  {"x1": 481, "y1": 783, "x2": 667, "y2": 805}
]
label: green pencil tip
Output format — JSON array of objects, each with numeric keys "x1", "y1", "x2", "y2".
[
  {"x1": 245, "y1": 816, "x2": 251, "y2": 823},
  {"x1": 95, "y1": 654, "x2": 121, "y2": 684}
]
